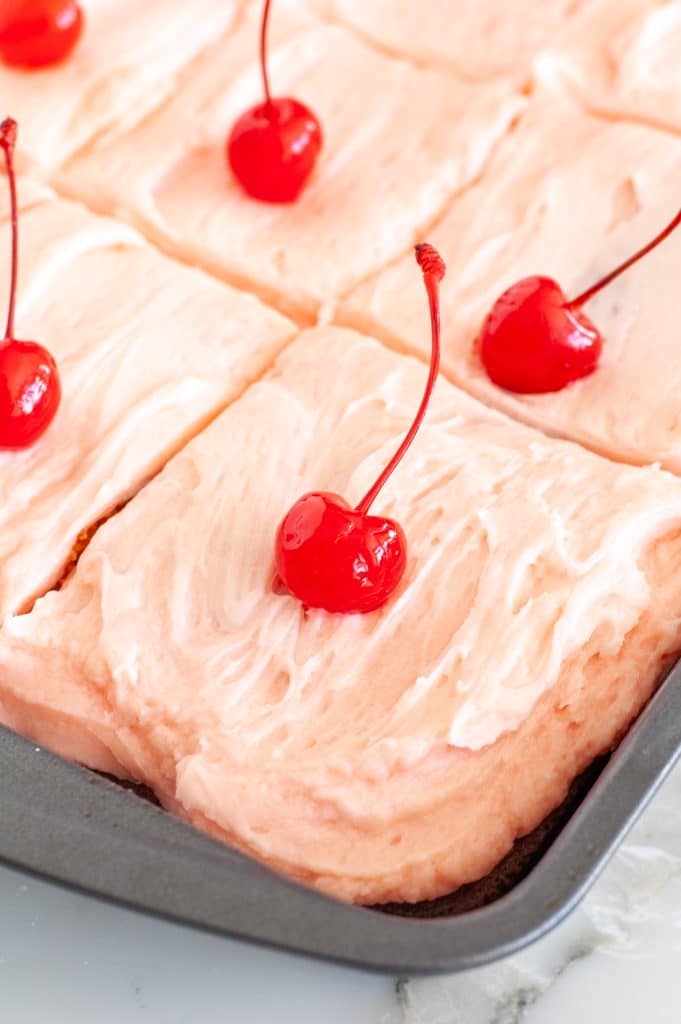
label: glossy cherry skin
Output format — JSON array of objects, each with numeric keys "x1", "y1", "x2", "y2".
[
  {"x1": 275, "y1": 492, "x2": 407, "y2": 614},
  {"x1": 227, "y1": 98, "x2": 322, "y2": 203},
  {"x1": 0, "y1": 339, "x2": 61, "y2": 448},
  {"x1": 0, "y1": 0, "x2": 83, "y2": 69},
  {"x1": 478, "y1": 275, "x2": 602, "y2": 394}
]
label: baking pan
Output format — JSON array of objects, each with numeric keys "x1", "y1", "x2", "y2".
[{"x1": 1, "y1": 656, "x2": 681, "y2": 976}]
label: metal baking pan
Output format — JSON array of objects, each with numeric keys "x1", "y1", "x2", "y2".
[{"x1": 1, "y1": 656, "x2": 680, "y2": 976}]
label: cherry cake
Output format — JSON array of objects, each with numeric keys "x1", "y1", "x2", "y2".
[{"x1": 1, "y1": 0, "x2": 681, "y2": 905}]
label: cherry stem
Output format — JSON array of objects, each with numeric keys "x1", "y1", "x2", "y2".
[
  {"x1": 260, "y1": 0, "x2": 274, "y2": 111},
  {"x1": 571, "y1": 203, "x2": 681, "y2": 308},
  {"x1": 355, "y1": 244, "x2": 445, "y2": 516},
  {"x1": 0, "y1": 118, "x2": 18, "y2": 342}
]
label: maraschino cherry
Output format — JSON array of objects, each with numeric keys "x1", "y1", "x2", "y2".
[
  {"x1": 227, "y1": 0, "x2": 322, "y2": 203},
  {"x1": 275, "y1": 244, "x2": 445, "y2": 614},
  {"x1": 0, "y1": 0, "x2": 83, "y2": 69},
  {"x1": 0, "y1": 118, "x2": 60, "y2": 448},
  {"x1": 478, "y1": 203, "x2": 681, "y2": 394}
]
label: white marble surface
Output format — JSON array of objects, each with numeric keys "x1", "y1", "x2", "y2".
[
  {"x1": 3, "y1": 760, "x2": 681, "y2": 1023},
  {"x1": 400, "y1": 759, "x2": 681, "y2": 1024}
]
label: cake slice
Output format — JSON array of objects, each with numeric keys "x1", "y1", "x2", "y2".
[
  {"x1": 341, "y1": 96, "x2": 681, "y2": 471},
  {"x1": 3, "y1": 327, "x2": 681, "y2": 905},
  {"x1": 533, "y1": 0, "x2": 681, "y2": 134},
  {"x1": 0, "y1": 0, "x2": 244, "y2": 171},
  {"x1": 309, "y1": 0, "x2": 588, "y2": 82},
  {"x1": 0, "y1": 178, "x2": 295, "y2": 619},
  {"x1": 56, "y1": 0, "x2": 525, "y2": 320}
]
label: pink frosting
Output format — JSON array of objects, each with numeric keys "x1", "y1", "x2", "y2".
[{"x1": 3, "y1": 330, "x2": 681, "y2": 903}]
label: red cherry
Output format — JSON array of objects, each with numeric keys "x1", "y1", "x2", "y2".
[
  {"x1": 0, "y1": 118, "x2": 61, "y2": 449},
  {"x1": 479, "y1": 203, "x2": 681, "y2": 395},
  {"x1": 227, "y1": 0, "x2": 322, "y2": 203},
  {"x1": 275, "y1": 493, "x2": 407, "y2": 614},
  {"x1": 274, "y1": 243, "x2": 446, "y2": 615},
  {"x1": 228, "y1": 99, "x2": 322, "y2": 204},
  {"x1": 0, "y1": 0, "x2": 83, "y2": 69},
  {"x1": 0, "y1": 339, "x2": 61, "y2": 448},
  {"x1": 479, "y1": 276, "x2": 601, "y2": 394}
]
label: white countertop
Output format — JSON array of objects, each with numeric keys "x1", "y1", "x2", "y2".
[{"x1": 3, "y1": 759, "x2": 681, "y2": 1024}]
